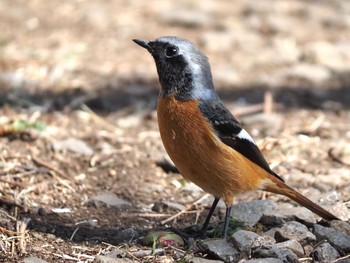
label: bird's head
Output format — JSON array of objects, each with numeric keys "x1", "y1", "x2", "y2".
[{"x1": 133, "y1": 36, "x2": 216, "y2": 100}]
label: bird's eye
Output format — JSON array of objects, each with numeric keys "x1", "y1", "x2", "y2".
[{"x1": 165, "y1": 46, "x2": 179, "y2": 58}]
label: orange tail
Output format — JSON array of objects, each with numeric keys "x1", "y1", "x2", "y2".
[{"x1": 264, "y1": 178, "x2": 339, "y2": 221}]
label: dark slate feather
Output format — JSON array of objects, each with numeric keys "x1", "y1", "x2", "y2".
[{"x1": 198, "y1": 99, "x2": 284, "y2": 182}]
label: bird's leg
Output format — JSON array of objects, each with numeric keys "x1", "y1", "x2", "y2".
[
  {"x1": 199, "y1": 197, "x2": 220, "y2": 236},
  {"x1": 222, "y1": 194, "x2": 234, "y2": 239},
  {"x1": 222, "y1": 205, "x2": 232, "y2": 239},
  {"x1": 169, "y1": 197, "x2": 220, "y2": 240}
]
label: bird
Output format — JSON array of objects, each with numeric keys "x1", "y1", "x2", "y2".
[{"x1": 133, "y1": 36, "x2": 339, "y2": 239}]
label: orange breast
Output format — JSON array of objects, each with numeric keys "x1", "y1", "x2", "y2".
[{"x1": 157, "y1": 96, "x2": 270, "y2": 199}]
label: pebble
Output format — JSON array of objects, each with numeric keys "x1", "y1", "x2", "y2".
[
  {"x1": 52, "y1": 137, "x2": 94, "y2": 156},
  {"x1": 311, "y1": 242, "x2": 340, "y2": 262},
  {"x1": 260, "y1": 204, "x2": 316, "y2": 227},
  {"x1": 37, "y1": 207, "x2": 47, "y2": 216},
  {"x1": 94, "y1": 256, "x2": 133, "y2": 263},
  {"x1": 23, "y1": 257, "x2": 48, "y2": 263},
  {"x1": 91, "y1": 193, "x2": 131, "y2": 209},
  {"x1": 272, "y1": 240, "x2": 304, "y2": 257},
  {"x1": 231, "y1": 200, "x2": 276, "y2": 226},
  {"x1": 190, "y1": 257, "x2": 224, "y2": 263},
  {"x1": 201, "y1": 239, "x2": 241, "y2": 263},
  {"x1": 241, "y1": 259, "x2": 283, "y2": 263},
  {"x1": 51, "y1": 207, "x2": 72, "y2": 214},
  {"x1": 251, "y1": 235, "x2": 276, "y2": 250},
  {"x1": 117, "y1": 114, "x2": 142, "y2": 128},
  {"x1": 330, "y1": 220, "x2": 350, "y2": 235},
  {"x1": 274, "y1": 221, "x2": 316, "y2": 246},
  {"x1": 314, "y1": 224, "x2": 350, "y2": 254},
  {"x1": 303, "y1": 245, "x2": 314, "y2": 256},
  {"x1": 263, "y1": 228, "x2": 278, "y2": 238},
  {"x1": 162, "y1": 201, "x2": 186, "y2": 211},
  {"x1": 111, "y1": 228, "x2": 139, "y2": 244},
  {"x1": 97, "y1": 141, "x2": 116, "y2": 155},
  {"x1": 0, "y1": 72, "x2": 29, "y2": 90},
  {"x1": 252, "y1": 247, "x2": 299, "y2": 263},
  {"x1": 231, "y1": 230, "x2": 260, "y2": 257},
  {"x1": 182, "y1": 182, "x2": 204, "y2": 193},
  {"x1": 139, "y1": 183, "x2": 165, "y2": 193},
  {"x1": 327, "y1": 202, "x2": 350, "y2": 221}
]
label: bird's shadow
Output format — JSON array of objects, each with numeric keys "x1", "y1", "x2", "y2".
[{"x1": 1, "y1": 71, "x2": 350, "y2": 113}]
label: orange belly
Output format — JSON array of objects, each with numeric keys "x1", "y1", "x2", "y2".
[{"x1": 157, "y1": 96, "x2": 269, "y2": 199}]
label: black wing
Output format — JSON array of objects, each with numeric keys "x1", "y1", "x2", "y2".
[{"x1": 199, "y1": 99, "x2": 284, "y2": 182}]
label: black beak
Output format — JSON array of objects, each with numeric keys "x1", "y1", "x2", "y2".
[{"x1": 133, "y1": 39, "x2": 152, "y2": 53}]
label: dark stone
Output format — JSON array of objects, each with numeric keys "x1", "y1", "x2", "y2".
[
  {"x1": 252, "y1": 247, "x2": 299, "y2": 263},
  {"x1": 311, "y1": 242, "x2": 340, "y2": 262},
  {"x1": 231, "y1": 230, "x2": 260, "y2": 257},
  {"x1": 274, "y1": 221, "x2": 316, "y2": 246},
  {"x1": 232, "y1": 200, "x2": 276, "y2": 226},
  {"x1": 314, "y1": 224, "x2": 350, "y2": 254},
  {"x1": 201, "y1": 239, "x2": 241, "y2": 262}
]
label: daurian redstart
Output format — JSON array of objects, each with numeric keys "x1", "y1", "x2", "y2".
[{"x1": 133, "y1": 36, "x2": 339, "y2": 238}]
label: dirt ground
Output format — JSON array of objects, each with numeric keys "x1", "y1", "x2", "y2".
[{"x1": 1, "y1": 0, "x2": 350, "y2": 262}]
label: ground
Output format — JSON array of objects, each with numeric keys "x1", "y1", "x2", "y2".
[{"x1": 0, "y1": 0, "x2": 350, "y2": 262}]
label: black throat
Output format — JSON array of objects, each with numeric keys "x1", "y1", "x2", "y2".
[{"x1": 154, "y1": 55, "x2": 194, "y2": 100}]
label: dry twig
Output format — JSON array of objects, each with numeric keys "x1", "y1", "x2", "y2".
[
  {"x1": 31, "y1": 155, "x2": 70, "y2": 179},
  {"x1": 0, "y1": 197, "x2": 24, "y2": 210},
  {"x1": 16, "y1": 218, "x2": 30, "y2": 254},
  {"x1": 131, "y1": 248, "x2": 165, "y2": 258},
  {"x1": 161, "y1": 194, "x2": 210, "y2": 225},
  {"x1": 0, "y1": 226, "x2": 21, "y2": 236},
  {"x1": 0, "y1": 177, "x2": 24, "y2": 188},
  {"x1": 332, "y1": 254, "x2": 350, "y2": 263},
  {"x1": 328, "y1": 147, "x2": 350, "y2": 167}
]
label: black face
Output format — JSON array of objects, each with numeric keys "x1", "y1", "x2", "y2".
[
  {"x1": 148, "y1": 41, "x2": 183, "y2": 65},
  {"x1": 133, "y1": 37, "x2": 214, "y2": 100},
  {"x1": 138, "y1": 40, "x2": 193, "y2": 98}
]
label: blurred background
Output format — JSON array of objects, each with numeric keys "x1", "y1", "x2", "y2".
[
  {"x1": 1, "y1": 0, "x2": 350, "y2": 261},
  {"x1": 1, "y1": 0, "x2": 350, "y2": 110}
]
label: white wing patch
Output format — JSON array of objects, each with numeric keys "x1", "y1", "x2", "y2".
[{"x1": 237, "y1": 129, "x2": 256, "y2": 144}]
